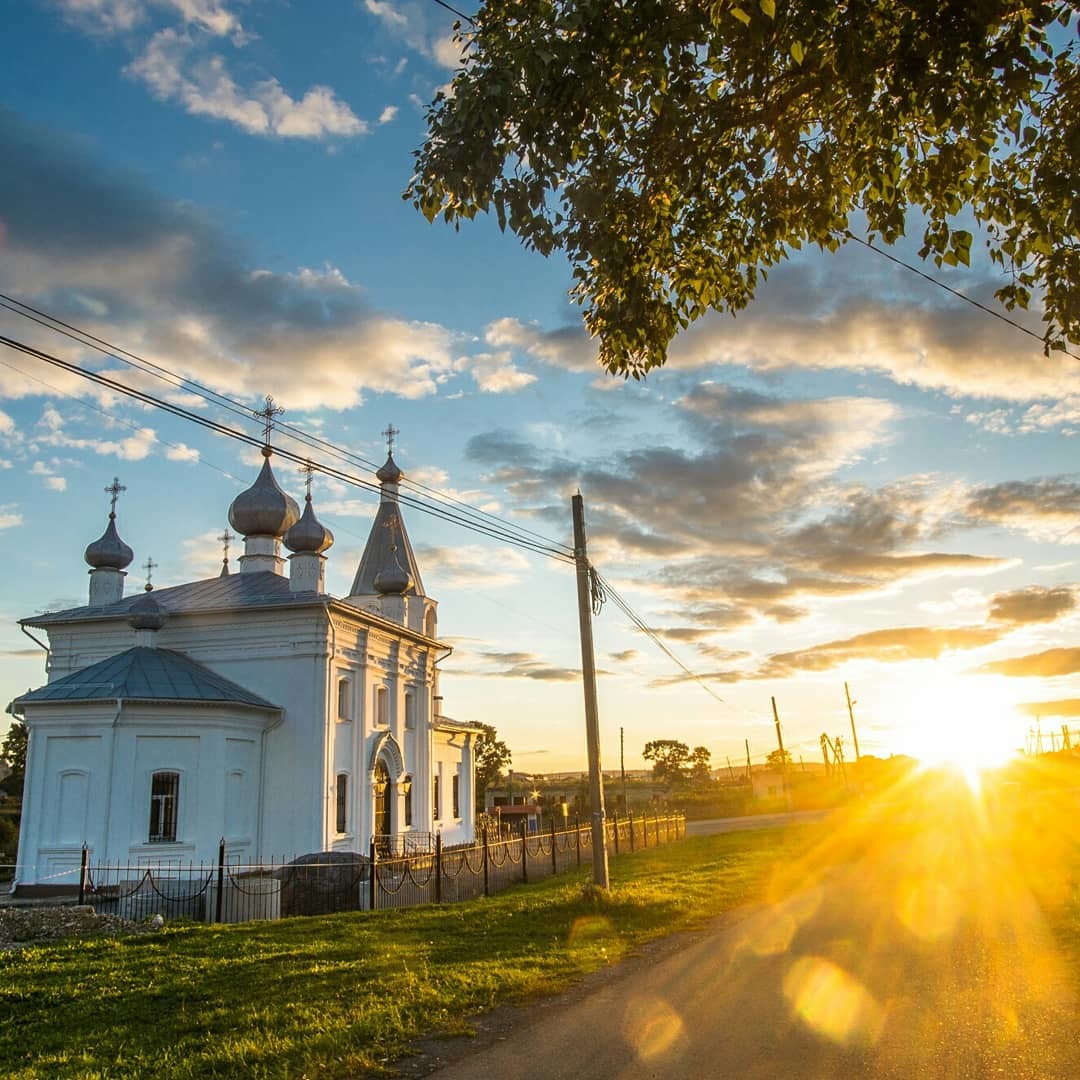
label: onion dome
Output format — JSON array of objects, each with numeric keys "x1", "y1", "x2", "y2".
[
  {"x1": 376, "y1": 453, "x2": 402, "y2": 484},
  {"x1": 129, "y1": 585, "x2": 167, "y2": 631},
  {"x1": 85, "y1": 513, "x2": 134, "y2": 570},
  {"x1": 284, "y1": 494, "x2": 334, "y2": 554},
  {"x1": 374, "y1": 547, "x2": 412, "y2": 595},
  {"x1": 228, "y1": 449, "x2": 301, "y2": 538}
]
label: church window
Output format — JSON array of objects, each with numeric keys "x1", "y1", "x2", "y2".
[
  {"x1": 452, "y1": 771, "x2": 460, "y2": 819},
  {"x1": 376, "y1": 686, "x2": 389, "y2": 727},
  {"x1": 433, "y1": 773, "x2": 441, "y2": 820},
  {"x1": 404, "y1": 777, "x2": 413, "y2": 827},
  {"x1": 404, "y1": 690, "x2": 415, "y2": 730},
  {"x1": 148, "y1": 772, "x2": 179, "y2": 843},
  {"x1": 336, "y1": 774, "x2": 348, "y2": 834},
  {"x1": 337, "y1": 677, "x2": 351, "y2": 721},
  {"x1": 424, "y1": 608, "x2": 437, "y2": 638}
]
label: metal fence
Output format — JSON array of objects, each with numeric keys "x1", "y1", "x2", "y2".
[{"x1": 65, "y1": 811, "x2": 684, "y2": 923}]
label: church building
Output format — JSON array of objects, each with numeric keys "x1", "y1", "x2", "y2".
[{"x1": 10, "y1": 428, "x2": 480, "y2": 891}]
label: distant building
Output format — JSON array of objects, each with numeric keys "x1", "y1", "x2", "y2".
[{"x1": 10, "y1": 433, "x2": 481, "y2": 892}]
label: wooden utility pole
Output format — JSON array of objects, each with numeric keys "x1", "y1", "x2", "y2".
[
  {"x1": 745, "y1": 739, "x2": 752, "y2": 779},
  {"x1": 620, "y1": 726, "x2": 628, "y2": 812},
  {"x1": 771, "y1": 697, "x2": 790, "y2": 804},
  {"x1": 726, "y1": 755, "x2": 736, "y2": 780},
  {"x1": 845, "y1": 682, "x2": 861, "y2": 761},
  {"x1": 572, "y1": 493, "x2": 610, "y2": 890},
  {"x1": 821, "y1": 733, "x2": 832, "y2": 775}
]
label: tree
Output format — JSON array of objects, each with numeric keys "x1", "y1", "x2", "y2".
[
  {"x1": 410, "y1": 1, "x2": 1080, "y2": 377},
  {"x1": 474, "y1": 723, "x2": 512, "y2": 813},
  {"x1": 643, "y1": 739, "x2": 691, "y2": 785},
  {"x1": 1, "y1": 719, "x2": 26, "y2": 797},
  {"x1": 766, "y1": 747, "x2": 793, "y2": 769},
  {"x1": 689, "y1": 745, "x2": 713, "y2": 788}
]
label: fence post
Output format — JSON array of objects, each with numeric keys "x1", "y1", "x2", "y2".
[
  {"x1": 520, "y1": 820, "x2": 529, "y2": 884},
  {"x1": 434, "y1": 831, "x2": 443, "y2": 903},
  {"x1": 369, "y1": 839, "x2": 378, "y2": 911},
  {"x1": 215, "y1": 838, "x2": 226, "y2": 924},
  {"x1": 575, "y1": 815, "x2": 582, "y2": 867},
  {"x1": 612, "y1": 810, "x2": 620, "y2": 855},
  {"x1": 78, "y1": 844, "x2": 88, "y2": 905},
  {"x1": 482, "y1": 827, "x2": 490, "y2": 897},
  {"x1": 629, "y1": 810, "x2": 635, "y2": 852},
  {"x1": 550, "y1": 819, "x2": 557, "y2": 875}
]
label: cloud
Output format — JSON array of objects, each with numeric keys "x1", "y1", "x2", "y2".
[
  {"x1": 33, "y1": 407, "x2": 157, "y2": 461},
  {"x1": 414, "y1": 544, "x2": 529, "y2": 589},
  {"x1": 462, "y1": 649, "x2": 583, "y2": 682},
  {"x1": 0, "y1": 110, "x2": 458, "y2": 410},
  {"x1": 1017, "y1": 699, "x2": 1080, "y2": 718},
  {"x1": 608, "y1": 649, "x2": 641, "y2": 663},
  {"x1": 54, "y1": 0, "x2": 145, "y2": 34},
  {"x1": 988, "y1": 586, "x2": 1076, "y2": 625},
  {"x1": 165, "y1": 442, "x2": 201, "y2": 462},
  {"x1": 126, "y1": 29, "x2": 366, "y2": 138},
  {"x1": 0, "y1": 505, "x2": 24, "y2": 530},
  {"x1": 484, "y1": 317, "x2": 597, "y2": 374},
  {"x1": 964, "y1": 477, "x2": 1080, "y2": 543},
  {"x1": 378, "y1": 105, "x2": 398, "y2": 124},
  {"x1": 976, "y1": 648, "x2": 1080, "y2": 678},
  {"x1": 469, "y1": 352, "x2": 538, "y2": 394}
]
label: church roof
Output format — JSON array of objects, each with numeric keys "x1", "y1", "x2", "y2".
[
  {"x1": 12, "y1": 647, "x2": 279, "y2": 711},
  {"x1": 348, "y1": 499, "x2": 425, "y2": 597},
  {"x1": 22, "y1": 570, "x2": 325, "y2": 627}
]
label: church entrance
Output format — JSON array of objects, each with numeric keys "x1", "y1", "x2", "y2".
[{"x1": 373, "y1": 761, "x2": 392, "y2": 840}]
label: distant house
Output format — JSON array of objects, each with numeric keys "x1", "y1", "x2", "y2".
[{"x1": 10, "y1": 438, "x2": 482, "y2": 893}]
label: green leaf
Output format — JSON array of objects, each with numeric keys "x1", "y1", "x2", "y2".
[
  {"x1": 790, "y1": 40, "x2": 804, "y2": 65},
  {"x1": 730, "y1": 7, "x2": 751, "y2": 26},
  {"x1": 759, "y1": 0, "x2": 775, "y2": 18}
]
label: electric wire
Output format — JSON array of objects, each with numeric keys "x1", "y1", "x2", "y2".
[
  {"x1": 0, "y1": 293, "x2": 574, "y2": 556},
  {"x1": 429, "y1": 0, "x2": 475, "y2": 25},
  {"x1": 0, "y1": 332, "x2": 574, "y2": 564}
]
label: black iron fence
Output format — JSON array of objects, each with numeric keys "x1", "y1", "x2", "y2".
[{"x1": 68, "y1": 810, "x2": 683, "y2": 923}]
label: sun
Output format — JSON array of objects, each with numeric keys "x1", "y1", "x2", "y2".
[{"x1": 891, "y1": 670, "x2": 1023, "y2": 782}]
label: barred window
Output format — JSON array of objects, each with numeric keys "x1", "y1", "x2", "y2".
[
  {"x1": 336, "y1": 774, "x2": 348, "y2": 834},
  {"x1": 148, "y1": 772, "x2": 179, "y2": 843},
  {"x1": 452, "y1": 772, "x2": 460, "y2": 819}
]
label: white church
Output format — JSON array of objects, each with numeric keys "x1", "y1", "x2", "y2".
[{"x1": 10, "y1": 428, "x2": 481, "y2": 892}]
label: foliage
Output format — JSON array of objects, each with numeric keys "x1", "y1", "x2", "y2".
[
  {"x1": 474, "y1": 722, "x2": 512, "y2": 813},
  {"x1": 0, "y1": 720, "x2": 26, "y2": 797},
  {"x1": 643, "y1": 738, "x2": 691, "y2": 785},
  {"x1": 0, "y1": 827, "x2": 817, "y2": 1078},
  {"x1": 689, "y1": 745, "x2": 713, "y2": 788},
  {"x1": 766, "y1": 747, "x2": 793, "y2": 769},
  {"x1": 409, "y1": 1, "x2": 1080, "y2": 376}
]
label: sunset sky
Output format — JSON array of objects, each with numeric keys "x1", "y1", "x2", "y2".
[{"x1": 1, "y1": 1, "x2": 1078, "y2": 775}]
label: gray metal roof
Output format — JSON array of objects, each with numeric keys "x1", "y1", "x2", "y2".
[
  {"x1": 348, "y1": 498, "x2": 425, "y2": 597},
  {"x1": 22, "y1": 571, "x2": 326, "y2": 627},
  {"x1": 13, "y1": 647, "x2": 279, "y2": 710}
]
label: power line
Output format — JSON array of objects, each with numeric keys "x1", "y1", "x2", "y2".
[
  {"x1": 0, "y1": 332, "x2": 574, "y2": 565},
  {"x1": 429, "y1": 0, "x2": 475, "y2": 25},
  {"x1": 0, "y1": 293, "x2": 574, "y2": 557},
  {"x1": 843, "y1": 231, "x2": 1080, "y2": 362}
]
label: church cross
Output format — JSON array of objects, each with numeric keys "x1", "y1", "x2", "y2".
[
  {"x1": 382, "y1": 423, "x2": 399, "y2": 456},
  {"x1": 382, "y1": 511, "x2": 400, "y2": 549},
  {"x1": 143, "y1": 557, "x2": 157, "y2": 589},
  {"x1": 218, "y1": 527, "x2": 234, "y2": 562},
  {"x1": 254, "y1": 395, "x2": 285, "y2": 448},
  {"x1": 300, "y1": 460, "x2": 316, "y2": 498},
  {"x1": 105, "y1": 477, "x2": 126, "y2": 515}
]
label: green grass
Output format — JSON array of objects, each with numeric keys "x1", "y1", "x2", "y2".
[{"x1": 0, "y1": 827, "x2": 816, "y2": 1079}]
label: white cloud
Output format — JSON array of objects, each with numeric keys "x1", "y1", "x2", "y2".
[
  {"x1": 55, "y1": 0, "x2": 144, "y2": 34},
  {"x1": 0, "y1": 505, "x2": 23, "y2": 531},
  {"x1": 365, "y1": 0, "x2": 407, "y2": 28},
  {"x1": 378, "y1": 105, "x2": 399, "y2": 124},
  {"x1": 162, "y1": 0, "x2": 246, "y2": 39},
  {"x1": 469, "y1": 351, "x2": 538, "y2": 394},
  {"x1": 485, "y1": 317, "x2": 597, "y2": 373},
  {"x1": 165, "y1": 442, "x2": 200, "y2": 462},
  {"x1": 415, "y1": 544, "x2": 530, "y2": 589},
  {"x1": 126, "y1": 30, "x2": 367, "y2": 139},
  {"x1": 0, "y1": 409, "x2": 15, "y2": 435},
  {"x1": 45, "y1": 476, "x2": 68, "y2": 492}
]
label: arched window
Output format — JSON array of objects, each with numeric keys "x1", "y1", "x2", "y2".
[
  {"x1": 375, "y1": 686, "x2": 389, "y2": 727},
  {"x1": 149, "y1": 772, "x2": 179, "y2": 843},
  {"x1": 337, "y1": 676, "x2": 352, "y2": 721}
]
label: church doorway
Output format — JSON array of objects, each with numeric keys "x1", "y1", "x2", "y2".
[{"x1": 373, "y1": 761, "x2": 392, "y2": 839}]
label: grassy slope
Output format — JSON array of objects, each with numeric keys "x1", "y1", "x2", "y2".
[{"x1": 0, "y1": 827, "x2": 812, "y2": 1079}]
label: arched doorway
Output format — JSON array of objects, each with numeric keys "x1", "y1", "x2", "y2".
[{"x1": 373, "y1": 760, "x2": 392, "y2": 840}]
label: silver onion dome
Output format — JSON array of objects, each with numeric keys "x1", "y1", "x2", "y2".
[
  {"x1": 284, "y1": 494, "x2": 334, "y2": 554},
  {"x1": 374, "y1": 548, "x2": 412, "y2": 595},
  {"x1": 128, "y1": 585, "x2": 167, "y2": 631},
  {"x1": 376, "y1": 452, "x2": 402, "y2": 484},
  {"x1": 85, "y1": 513, "x2": 134, "y2": 570},
  {"x1": 228, "y1": 449, "x2": 301, "y2": 538}
]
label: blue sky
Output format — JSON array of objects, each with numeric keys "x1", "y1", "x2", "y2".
[{"x1": 2, "y1": 0, "x2": 1078, "y2": 774}]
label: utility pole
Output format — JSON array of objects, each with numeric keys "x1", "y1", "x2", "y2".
[
  {"x1": 726, "y1": 755, "x2": 735, "y2": 780},
  {"x1": 572, "y1": 493, "x2": 609, "y2": 890},
  {"x1": 745, "y1": 738, "x2": 752, "y2": 780},
  {"x1": 620, "y1": 726, "x2": 627, "y2": 812},
  {"x1": 771, "y1": 697, "x2": 790, "y2": 805},
  {"x1": 821, "y1": 733, "x2": 832, "y2": 776},
  {"x1": 845, "y1": 682, "x2": 861, "y2": 761},
  {"x1": 1063, "y1": 725, "x2": 1072, "y2": 752}
]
